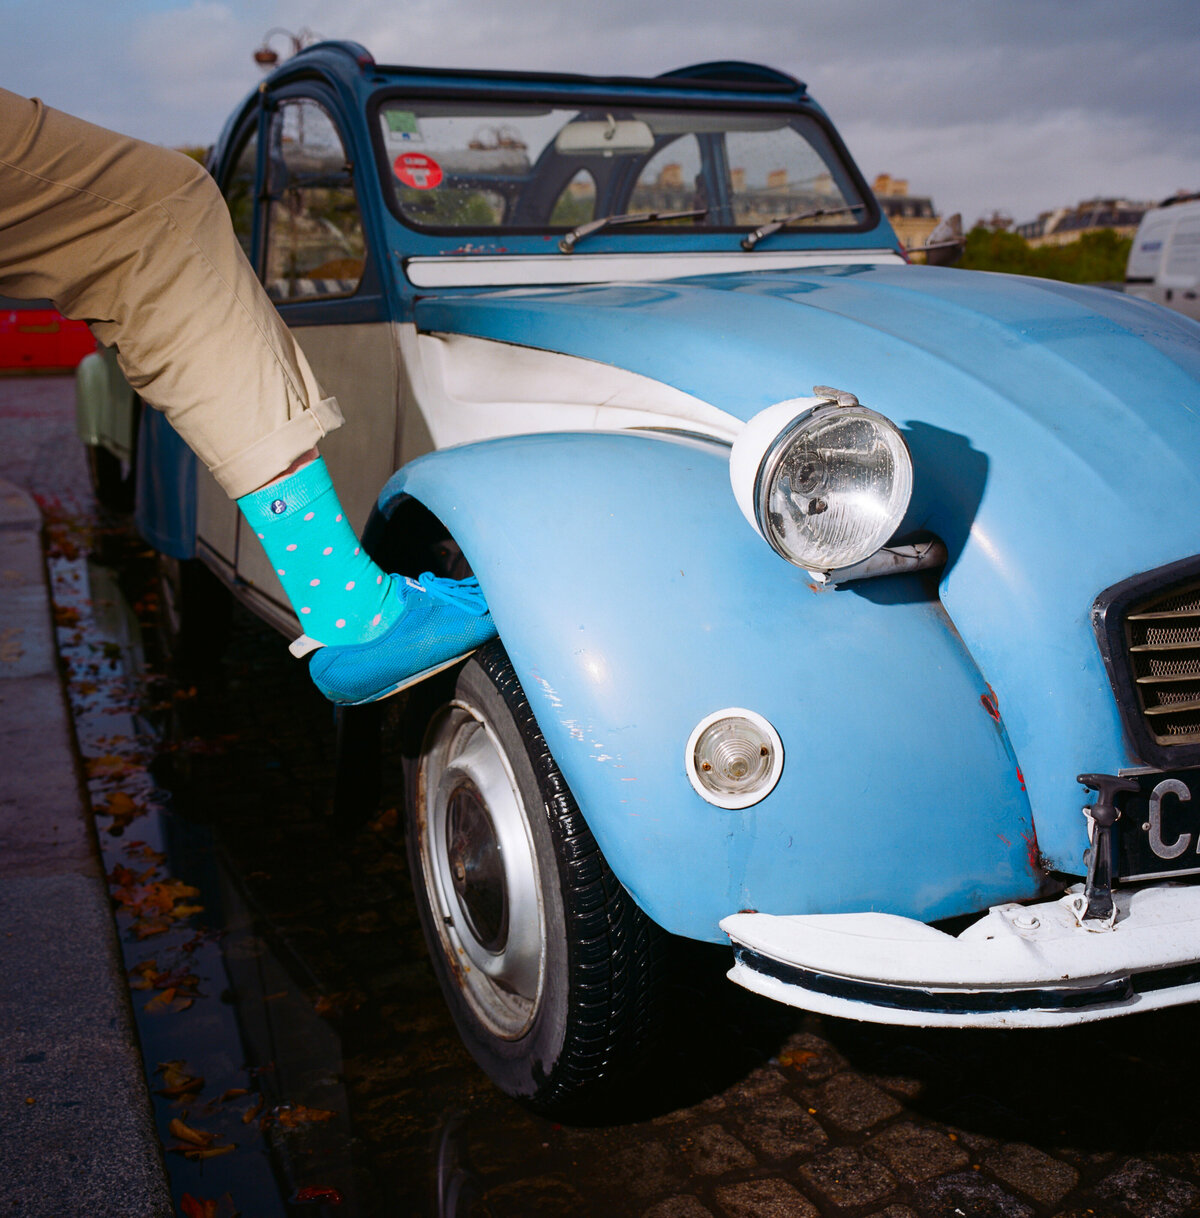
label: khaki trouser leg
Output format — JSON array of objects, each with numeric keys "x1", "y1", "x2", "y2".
[{"x1": 0, "y1": 88, "x2": 343, "y2": 499}]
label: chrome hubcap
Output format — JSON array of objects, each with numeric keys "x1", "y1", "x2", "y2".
[
  {"x1": 445, "y1": 778, "x2": 508, "y2": 953},
  {"x1": 420, "y1": 702, "x2": 545, "y2": 1039}
]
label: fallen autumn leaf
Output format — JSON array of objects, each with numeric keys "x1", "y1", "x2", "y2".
[
  {"x1": 272, "y1": 1104, "x2": 336, "y2": 1129},
  {"x1": 169, "y1": 1117, "x2": 215, "y2": 1147},
  {"x1": 179, "y1": 1144, "x2": 236, "y2": 1161},
  {"x1": 155, "y1": 1060, "x2": 203, "y2": 1098}
]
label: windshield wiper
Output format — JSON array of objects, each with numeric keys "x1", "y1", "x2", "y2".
[
  {"x1": 559, "y1": 208, "x2": 708, "y2": 253},
  {"x1": 741, "y1": 203, "x2": 865, "y2": 251}
]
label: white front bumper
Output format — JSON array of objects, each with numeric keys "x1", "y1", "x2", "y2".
[{"x1": 720, "y1": 884, "x2": 1200, "y2": 1028}]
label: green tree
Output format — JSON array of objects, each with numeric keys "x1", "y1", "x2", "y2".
[
  {"x1": 959, "y1": 226, "x2": 1131, "y2": 284},
  {"x1": 960, "y1": 227, "x2": 1037, "y2": 275}
]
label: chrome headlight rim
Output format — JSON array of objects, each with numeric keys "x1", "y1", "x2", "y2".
[{"x1": 731, "y1": 394, "x2": 913, "y2": 574}]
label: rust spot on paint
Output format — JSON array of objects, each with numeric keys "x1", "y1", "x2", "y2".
[
  {"x1": 1021, "y1": 826, "x2": 1044, "y2": 876},
  {"x1": 980, "y1": 689, "x2": 1001, "y2": 722}
]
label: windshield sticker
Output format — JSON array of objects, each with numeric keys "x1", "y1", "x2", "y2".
[
  {"x1": 385, "y1": 109, "x2": 422, "y2": 141},
  {"x1": 393, "y1": 152, "x2": 443, "y2": 190}
]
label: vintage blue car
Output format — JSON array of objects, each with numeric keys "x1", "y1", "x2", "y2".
[{"x1": 90, "y1": 40, "x2": 1200, "y2": 1114}]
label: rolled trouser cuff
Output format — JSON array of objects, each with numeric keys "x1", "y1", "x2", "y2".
[{"x1": 209, "y1": 395, "x2": 344, "y2": 498}]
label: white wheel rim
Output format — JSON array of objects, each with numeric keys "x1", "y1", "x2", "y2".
[{"x1": 418, "y1": 700, "x2": 546, "y2": 1039}]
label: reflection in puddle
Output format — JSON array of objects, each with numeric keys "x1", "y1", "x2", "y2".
[
  {"x1": 434, "y1": 1111, "x2": 489, "y2": 1217},
  {"x1": 50, "y1": 542, "x2": 359, "y2": 1216}
]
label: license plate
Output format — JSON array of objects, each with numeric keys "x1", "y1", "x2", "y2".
[{"x1": 1117, "y1": 768, "x2": 1200, "y2": 881}]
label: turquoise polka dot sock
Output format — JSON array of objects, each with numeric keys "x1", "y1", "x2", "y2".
[{"x1": 237, "y1": 457, "x2": 403, "y2": 648}]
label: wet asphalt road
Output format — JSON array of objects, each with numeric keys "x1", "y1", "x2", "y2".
[{"x1": 5, "y1": 374, "x2": 1200, "y2": 1218}]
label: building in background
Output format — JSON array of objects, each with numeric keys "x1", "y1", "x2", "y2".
[
  {"x1": 872, "y1": 174, "x2": 940, "y2": 254},
  {"x1": 1015, "y1": 197, "x2": 1151, "y2": 247}
]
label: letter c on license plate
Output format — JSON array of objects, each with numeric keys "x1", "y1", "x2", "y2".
[{"x1": 1119, "y1": 770, "x2": 1200, "y2": 881}]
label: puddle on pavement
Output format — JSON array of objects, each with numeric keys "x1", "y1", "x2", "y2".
[{"x1": 47, "y1": 522, "x2": 360, "y2": 1217}]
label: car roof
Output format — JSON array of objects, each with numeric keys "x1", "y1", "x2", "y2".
[{"x1": 263, "y1": 40, "x2": 810, "y2": 104}]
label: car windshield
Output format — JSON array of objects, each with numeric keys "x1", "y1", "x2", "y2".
[{"x1": 375, "y1": 99, "x2": 865, "y2": 236}]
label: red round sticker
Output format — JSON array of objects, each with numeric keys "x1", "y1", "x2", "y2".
[{"x1": 393, "y1": 152, "x2": 443, "y2": 190}]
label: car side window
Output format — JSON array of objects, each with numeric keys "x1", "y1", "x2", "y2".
[
  {"x1": 222, "y1": 127, "x2": 258, "y2": 261},
  {"x1": 264, "y1": 99, "x2": 365, "y2": 302}
]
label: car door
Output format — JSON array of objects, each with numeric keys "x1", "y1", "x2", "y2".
[
  {"x1": 192, "y1": 118, "x2": 257, "y2": 581},
  {"x1": 209, "y1": 88, "x2": 402, "y2": 626}
]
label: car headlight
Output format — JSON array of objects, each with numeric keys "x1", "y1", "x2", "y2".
[{"x1": 729, "y1": 392, "x2": 913, "y2": 573}]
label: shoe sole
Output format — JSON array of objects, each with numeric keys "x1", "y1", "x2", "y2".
[{"x1": 325, "y1": 646, "x2": 482, "y2": 706}]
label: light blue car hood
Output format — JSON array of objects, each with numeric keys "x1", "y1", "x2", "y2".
[{"x1": 415, "y1": 266, "x2": 1200, "y2": 868}]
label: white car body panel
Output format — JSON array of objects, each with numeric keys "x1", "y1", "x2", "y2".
[
  {"x1": 404, "y1": 249, "x2": 906, "y2": 289},
  {"x1": 407, "y1": 330, "x2": 741, "y2": 450}
]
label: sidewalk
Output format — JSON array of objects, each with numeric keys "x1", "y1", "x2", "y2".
[{"x1": 0, "y1": 477, "x2": 171, "y2": 1216}]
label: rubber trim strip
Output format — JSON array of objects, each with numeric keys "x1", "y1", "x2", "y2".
[{"x1": 732, "y1": 946, "x2": 1145, "y2": 1014}]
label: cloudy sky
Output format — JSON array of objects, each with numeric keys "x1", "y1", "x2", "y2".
[{"x1": 3, "y1": 0, "x2": 1197, "y2": 227}]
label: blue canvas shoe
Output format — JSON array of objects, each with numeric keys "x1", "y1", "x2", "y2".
[
  {"x1": 237, "y1": 459, "x2": 496, "y2": 705},
  {"x1": 306, "y1": 573, "x2": 497, "y2": 705}
]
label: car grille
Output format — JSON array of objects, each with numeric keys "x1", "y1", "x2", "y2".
[
  {"x1": 1126, "y1": 577, "x2": 1200, "y2": 746},
  {"x1": 1094, "y1": 557, "x2": 1200, "y2": 769}
]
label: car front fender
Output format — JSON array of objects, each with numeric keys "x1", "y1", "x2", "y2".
[{"x1": 376, "y1": 430, "x2": 1042, "y2": 941}]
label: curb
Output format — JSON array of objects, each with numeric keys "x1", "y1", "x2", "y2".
[{"x1": 0, "y1": 477, "x2": 172, "y2": 1216}]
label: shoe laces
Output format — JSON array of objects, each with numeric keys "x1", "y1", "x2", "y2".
[{"x1": 414, "y1": 572, "x2": 488, "y2": 614}]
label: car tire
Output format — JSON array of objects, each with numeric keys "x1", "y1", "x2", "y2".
[
  {"x1": 84, "y1": 444, "x2": 135, "y2": 512},
  {"x1": 404, "y1": 641, "x2": 664, "y2": 1117}
]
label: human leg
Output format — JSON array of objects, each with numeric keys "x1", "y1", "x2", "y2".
[
  {"x1": 0, "y1": 88, "x2": 338, "y2": 497},
  {"x1": 0, "y1": 89, "x2": 495, "y2": 702}
]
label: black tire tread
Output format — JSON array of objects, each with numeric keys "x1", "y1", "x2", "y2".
[
  {"x1": 85, "y1": 444, "x2": 134, "y2": 512},
  {"x1": 468, "y1": 641, "x2": 666, "y2": 1117}
]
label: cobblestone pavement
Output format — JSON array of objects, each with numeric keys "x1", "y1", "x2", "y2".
[{"x1": 4, "y1": 375, "x2": 1197, "y2": 1218}]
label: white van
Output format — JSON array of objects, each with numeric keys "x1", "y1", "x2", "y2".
[{"x1": 1126, "y1": 197, "x2": 1200, "y2": 322}]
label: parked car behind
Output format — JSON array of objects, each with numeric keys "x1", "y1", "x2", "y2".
[
  {"x1": 1125, "y1": 194, "x2": 1200, "y2": 321},
  {"x1": 80, "y1": 42, "x2": 1200, "y2": 1116},
  {"x1": 75, "y1": 343, "x2": 138, "y2": 509},
  {"x1": 1, "y1": 296, "x2": 94, "y2": 371}
]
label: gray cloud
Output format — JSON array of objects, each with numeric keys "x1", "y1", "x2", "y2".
[{"x1": 3, "y1": 0, "x2": 1196, "y2": 224}]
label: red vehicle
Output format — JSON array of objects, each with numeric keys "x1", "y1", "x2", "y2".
[{"x1": 0, "y1": 297, "x2": 95, "y2": 371}]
